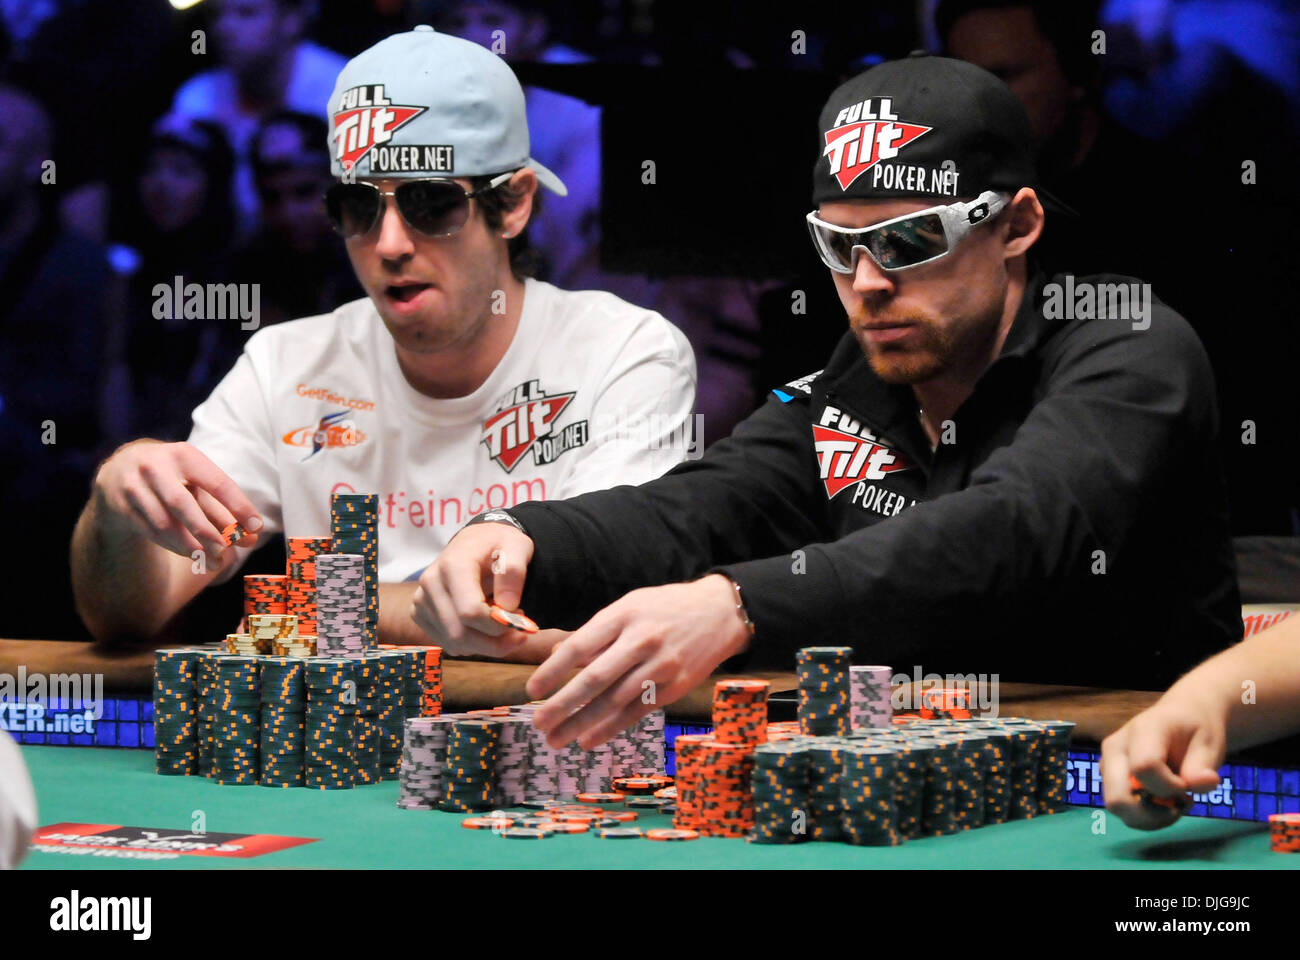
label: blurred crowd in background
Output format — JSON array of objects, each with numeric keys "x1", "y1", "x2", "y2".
[{"x1": 2, "y1": 0, "x2": 1298, "y2": 638}]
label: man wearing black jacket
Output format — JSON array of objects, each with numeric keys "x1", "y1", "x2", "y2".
[{"x1": 411, "y1": 55, "x2": 1241, "y2": 750}]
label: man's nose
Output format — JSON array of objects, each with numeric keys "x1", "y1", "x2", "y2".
[
  {"x1": 851, "y1": 249, "x2": 896, "y2": 296},
  {"x1": 373, "y1": 201, "x2": 415, "y2": 261}
]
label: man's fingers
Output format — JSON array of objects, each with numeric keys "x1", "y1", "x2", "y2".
[
  {"x1": 1179, "y1": 726, "x2": 1225, "y2": 792},
  {"x1": 1125, "y1": 721, "x2": 1188, "y2": 796},
  {"x1": 547, "y1": 661, "x2": 644, "y2": 749},
  {"x1": 534, "y1": 630, "x2": 643, "y2": 744},
  {"x1": 527, "y1": 611, "x2": 622, "y2": 704},
  {"x1": 1101, "y1": 730, "x2": 1182, "y2": 831},
  {"x1": 140, "y1": 466, "x2": 226, "y2": 553},
  {"x1": 440, "y1": 557, "x2": 506, "y2": 637},
  {"x1": 176, "y1": 444, "x2": 262, "y2": 530},
  {"x1": 490, "y1": 546, "x2": 528, "y2": 612},
  {"x1": 121, "y1": 481, "x2": 204, "y2": 556}
]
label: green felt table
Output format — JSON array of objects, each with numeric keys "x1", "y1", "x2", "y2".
[{"x1": 18, "y1": 746, "x2": 1297, "y2": 870}]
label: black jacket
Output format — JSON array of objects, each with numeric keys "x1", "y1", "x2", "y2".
[{"x1": 511, "y1": 271, "x2": 1242, "y2": 689}]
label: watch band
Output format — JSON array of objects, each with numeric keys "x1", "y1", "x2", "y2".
[
  {"x1": 724, "y1": 576, "x2": 757, "y2": 637},
  {"x1": 465, "y1": 509, "x2": 528, "y2": 536}
]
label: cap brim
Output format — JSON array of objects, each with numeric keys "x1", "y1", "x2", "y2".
[{"x1": 527, "y1": 157, "x2": 568, "y2": 197}]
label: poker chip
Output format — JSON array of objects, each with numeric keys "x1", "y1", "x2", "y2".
[
  {"x1": 576, "y1": 792, "x2": 625, "y2": 804},
  {"x1": 919, "y1": 686, "x2": 972, "y2": 720},
  {"x1": 600, "y1": 810, "x2": 638, "y2": 823},
  {"x1": 540, "y1": 821, "x2": 590, "y2": 834},
  {"x1": 850, "y1": 665, "x2": 893, "y2": 729},
  {"x1": 646, "y1": 829, "x2": 698, "y2": 841},
  {"x1": 305, "y1": 658, "x2": 357, "y2": 789},
  {"x1": 712, "y1": 679, "x2": 770, "y2": 746},
  {"x1": 153, "y1": 648, "x2": 201, "y2": 776},
  {"x1": 840, "y1": 745, "x2": 902, "y2": 845},
  {"x1": 221, "y1": 521, "x2": 247, "y2": 546},
  {"x1": 285, "y1": 537, "x2": 331, "y2": 635},
  {"x1": 614, "y1": 775, "x2": 672, "y2": 794},
  {"x1": 503, "y1": 828, "x2": 551, "y2": 839},
  {"x1": 797, "y1": 646, "x2": 852, "y2": 737},
  {"x1": 625, "y1": 797, "x2": 672, "y2": 809},
  {"x1": 1269, "y1": 813, "x2": 1300, "y2": 853},
  {"x1": 595, "y1": 828, "x2": 644, "y2": 839},
  {"x1": 315, "y1": 554, "x2": 367, "y2": 657},
  {"x1": 352, "y1": 655, "x2": 383, "y2": 785},
  {"x1": 461, "y1": 817, "x2": 506, "y2": 830},
  {"x1": 522, "y1": 799, "x2": 563, "y2": 810},
  {"x1": 212, "y1": 656, "x2": 261, "y2": 785},
  {"x1": 1128, "y1": 774, "x2": 1192, "y2": 814},
  {"x1": 749, "y1": 741, "x2": 810, "y2": 844},
  {"x1": 259, "y1": 656, "x2": 305, "y2": 788},
  {"x1": 398, "y1": 715, "x2": 452, "y2": 809},
  {"x1": 807, "y1": 741, "x2": 845, "y2": 840},
  {"x1": 1035, "y1": 721, "x2": 1075, "y2": 813},
  {"x1": 489, "y1": 604, "x2": 538, "y2": 633},
  {"x1": 511, "y1": 817, "x2": 555, "y2": 828},
  {"x1": 653, "y1": 786, "x2": 677, "y2": 800},
  {"x1": 440, "y1": 719, "x2": 501, "y2": 812},
  {"x1": 551, "y1": 812, "x2": 604, "y2": 824},
  {"x1": 688, "y1": 739, "x2": 754, "y2": 838},
  {"x1": 243, "y1": 574, "x2": 287, "y2": 616},
  {"x1": 330, "y1": 494, "x2": 379, "y2": 651}
]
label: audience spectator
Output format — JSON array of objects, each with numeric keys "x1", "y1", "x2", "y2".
[{"x1": 170, "y1": 0, "x2": 346, "y2": 239}]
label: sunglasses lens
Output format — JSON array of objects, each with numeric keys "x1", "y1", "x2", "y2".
[
  {"x1": 395, "y1": 180, "x2": 471, "y2": 236},
  {"x1": 325, "y1": 184, "x2": 381, "y2": 236},
  {"x1": 864, "y1": 213, "x2": 948, "y2": 269}
]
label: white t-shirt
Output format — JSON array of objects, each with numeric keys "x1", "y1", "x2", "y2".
[
  {"x1": 0, "y1": 731, "x2": 37, "y2": 869},
  {"x1": 189, "y1": 279, "x2": 698, "y2": 583}
]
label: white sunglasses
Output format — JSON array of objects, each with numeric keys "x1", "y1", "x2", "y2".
[{"x1": 806, "y1": 190, "x2": 1010, "y2": 274}]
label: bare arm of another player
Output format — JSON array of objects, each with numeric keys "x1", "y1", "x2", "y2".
[
  {"x1": 71, "y1": 439, "x2": 264, "y2": 643},
  {"x1": 1102, "y1": 615, "x2": 1300, "y2": 829}
]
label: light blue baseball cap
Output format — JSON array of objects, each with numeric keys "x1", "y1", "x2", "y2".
[{"x1": 326, "y1": 25, "x2": 567, "y2": 195}]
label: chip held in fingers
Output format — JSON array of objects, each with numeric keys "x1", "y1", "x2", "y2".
[
  {"x1": 1128, "y1": 774, "x2": 1192, "y2": 813},
  {"x1": 490, "y1": 604, "x2": 538, "y2": 633},
  {"x1": 221, "y1": 521, "x2": 248, "y2": 546}
]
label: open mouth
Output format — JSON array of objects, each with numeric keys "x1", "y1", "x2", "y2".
[{"x1": 386, "y1": 282, "x2": 433, "y2": 303}]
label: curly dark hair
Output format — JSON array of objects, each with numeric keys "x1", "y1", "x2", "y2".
[{"x1": 470, "y1": 173, "x2": 544, "y2": 280}]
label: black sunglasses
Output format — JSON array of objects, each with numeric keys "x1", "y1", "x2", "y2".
[{"x1": 324, "y1": 172, "x2": 514, "y2": 238}]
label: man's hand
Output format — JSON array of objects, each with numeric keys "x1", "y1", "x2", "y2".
[
  {"x1": 526, "y1": 575, "x2": 751, "y2": 750},
  {"x1": 93, "y1": 439, "x2": 262, "y2": 570},
  {"x1": 1100, "y1": 695, "x2": 1227, "y2": 831},
  {"x1": 410, "y1": 521, "x2": 536, "y2": 657}
]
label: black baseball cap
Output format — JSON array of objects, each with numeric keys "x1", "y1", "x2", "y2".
[{"x1": 812, "y1": 52, "x2": 1059, "y2": 210}]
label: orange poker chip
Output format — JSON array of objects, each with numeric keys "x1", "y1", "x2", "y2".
[
  {"x1": 540, "y1": 821, "x2": 590, "y2": 834},
  {"x1": 462, "y1": 817, "x2": 509, "y2": 830},
  {"x1": 549, "y1": 804, "x2": 607, "y2": 815},
  {"x1": 1128, "y1": 775, "x2": 1191, "y2": 811},
  {"x1": 221, "y1": 521, "x2": 247, "y2": 546},
  {"x1": 646, "y1": 828, "x2": 699, "y2": 841},
  {"x1": 489, "y1": 605, "x2": 538, "y2": 633},
  {"x1": 598, "y1": 809, "x2": 638, "y2": 823},
  {"x1": 550, "y1": 812, "x2": 604, "y2": 824},
  {"x1": 576, "y1": 792, "x2": 626, "y2": 804}
]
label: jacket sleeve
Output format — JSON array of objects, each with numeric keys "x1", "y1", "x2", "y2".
[
  {"x1": 511, "y1": 391, "x2": 827, "y2": 628},
  {"x1": 717, "y1": 307, "x2": 1221, "y2": 669}
]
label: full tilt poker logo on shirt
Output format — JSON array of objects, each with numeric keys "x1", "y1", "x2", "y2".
[
  {"x1": 813, "y1": 405, "x2": 913, "y2": 499},
  {"x1": 482, "y1": 380, "x2": 589, "y2": 472}
]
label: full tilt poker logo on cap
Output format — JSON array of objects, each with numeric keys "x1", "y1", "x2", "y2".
[
  {"x1": 822, "y1": 97, "x2": 935, "y2": 193},
  {"x1": 331, "y1": 84, "x2": 451, "y2": 175},
  {"x1": 482, "y1": 380, "x2": 589, "y2": 473}
]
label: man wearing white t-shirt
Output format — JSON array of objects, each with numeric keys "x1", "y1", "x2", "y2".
[{"x1": 70, "y1": 27, "x2": 697, "y2": 661}]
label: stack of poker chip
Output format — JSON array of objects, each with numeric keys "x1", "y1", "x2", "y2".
[
  {"x1": 495, "y1": 715, "x2": 531, "y2": 806},
  {"x1": 694, "y1": 740, "x2": 754, "y2": 837},
  {"x1": 247, "y1": 613, "x2": 297, "y2": 654},
  {"x1": 398, "y1": 715, "x2": 453, "y2": 809},
  {"x1": 213, "y1": 656, "x2": 260, "y2": 785},
  {"x1": 418, "y1": 646, "x2": 444, "y2": 715},
  {"x1": 375, "y1": 651, "x2": 406, "y2": 779},
  {"x1": 918, "y1": 735, "x2": 960, "y2": 835},
  {"x1": 878, "y1": 735, "x2": 931, "y2": 839},
  {"x1": 849, "y1": 665, "x2": 893, "y2": 728},
  {"x1": 285, "y1": 536, "x2": 330, "y2": 634},
  {"x1": 243, "y1": 574, "x2": 287, "y2": 615},
  {"x1": 273, "y1": 634, "x2": 317, "y2": 657},
  {"x1": 557, "y1": 741, "x2": 584, "y2": 798},
  {"x1": 519, "y1": 707, "x2": 562, "y2": 800},
  {"x1": 1035, "y1": 721, "x2": 1075, "y2": 813},
  {"x1": 580, "y1": 741, "x2": 614, "y2": 794},
  {"x1": 153, "y1": 649, "x2": 200, "y2": 775},
  {"x1": 671, "y1": 734, "x2": 712, "y2": 831},
  {"x1": 633, "y1": 709, "x2": 667, "y2": 774},
  {"x1": 225, "y1": 633, "x2": 263, "y2": 656},
  {"x1": 305, "y1": 658, "x2": 357, "y2": 789},
  {"x1": 840, "y1": 744, "x2": 902, "y2": 845},
  {"x1": 920, "y1": 686, "x2": 973, "y2": 720},
  {"x1": 316, "y1": 554, "x2": 367, "y2": 657},
  {"x1": 259, "y1": 656, "x2": 305, "y2": 787},
  {"x1": 352, "y1": 655, "x2": 383, "y2": 785},
  {"x1": 807, "y1": 741, "x2": 845, "y2": 840},
  {"x1": 796, "y1": 646, "x2": 852, "y2": 736},
  {"x1": 1269, "y1": 813, "x2": 1300, "y2": 853},
  {"x1": 196, "y1": 650, "x2": 231, "y2": 777},
  {"x1": 712, "y1": 679, "x2": 769, "y2": 746},
  {"x1": 610, "y1": 728, "x2": 640, "y2": 780},
  {"x1": 971, "y1": 724, "x2": 1013, "y2": 824},
  {"x1": 330, "y1": 494, "x2": 379, "y2": 650},
  {"x1": 441, "y1": 719, "x2": 500, "y2": 812},
  {"x1": 950, "y1": 732, "x2": 988, "y2": 829},
  {"x1": 1005, "y1": 721, "x2": 1045, "y2": 819},
  {"x1": 748, "y1": 741, "x2": 810, "y2": 844}
]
